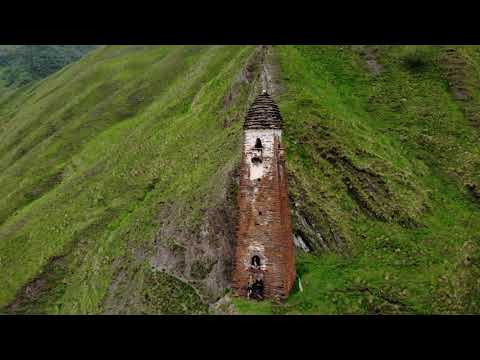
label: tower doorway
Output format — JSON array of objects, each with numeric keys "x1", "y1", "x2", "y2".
[{"x1": 249, "y1": 280, "x2": 264, "y2": 300}]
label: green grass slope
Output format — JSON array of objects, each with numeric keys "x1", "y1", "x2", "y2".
[
  {"x1": 0, "y1": 45, "x2": 479, "y2": 314},
  {"x1": 235, "y1": 45, "x2": 480, "y2": 314},
  {"x1": 0, "y1": 45, "x2": 260, "y2": 314}
]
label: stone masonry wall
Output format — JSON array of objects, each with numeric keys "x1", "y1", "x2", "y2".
[{"x1": 232, "y1": 129, "x2": 296, "y2": 300}]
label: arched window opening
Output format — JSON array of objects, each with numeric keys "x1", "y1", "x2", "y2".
[
  {"x1": 252, "y1": 139, "x2": 263, "y2": 164},
  {"x1": 251, "y1": 255, "x2": 261, "y2": 267}
]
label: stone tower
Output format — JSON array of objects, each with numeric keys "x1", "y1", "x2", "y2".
[{"x1": 232, "y1": 91, "x2": 296, "y2": 301}]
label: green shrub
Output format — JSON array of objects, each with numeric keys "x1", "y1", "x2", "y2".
[{"x1": 400, "y1": 46, "x2": 432, "y2": 72}]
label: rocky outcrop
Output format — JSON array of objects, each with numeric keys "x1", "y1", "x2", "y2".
[
  {"x1": 291, "y1": 201, "x2": 345, "y2": 254},
  {"x1": 150, "y1": 168, "x2": 240, "y2": 303},
  {"x1": 209, "y1": 294, "x2": 238, "y2": 315}
]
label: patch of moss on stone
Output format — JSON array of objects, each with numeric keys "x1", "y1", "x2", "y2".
[
  {"x1": 163, "y1": 238, "x2": 186, "y2": 256},
  {"x1": 190, "y1": 258, "x2": 217, "y2": 280}
]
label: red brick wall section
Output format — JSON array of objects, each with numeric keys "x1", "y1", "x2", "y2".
[{"x1": 232, "y1": 134, "x2": 296, "y2": 301}]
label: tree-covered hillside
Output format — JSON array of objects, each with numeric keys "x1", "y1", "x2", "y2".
[
  {"x1": 0, "y1": 45, "x2": 97, "y2": 92},
  {"x1": 0, "y1": 45, "x2": 479, "y2": 314}
]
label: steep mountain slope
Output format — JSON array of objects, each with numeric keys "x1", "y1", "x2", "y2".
[
  {"x1": 0, "y1": 45, "x2": 97, "y2": 92},
  {"x1": 236, "y1": 45, "x2": 480, "y2": 314},
  {"x1": 0, "y1": 45, "x2": 262, "y2": 314},
  {"x1": 0, "y1": 45, "x2": 479, "y2": 314}
]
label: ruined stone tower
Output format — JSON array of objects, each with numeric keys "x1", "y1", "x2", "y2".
[{"x1": 232, "y1": 91, "x2": 296, "y2": 301}]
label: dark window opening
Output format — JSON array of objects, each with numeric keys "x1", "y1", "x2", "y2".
[
  {"x1": 248, "y1": 280, "x2": 264, "y2": 300},
  {"x1": 252, "y1": 156, "x2": 262, "y2": 164},
  {"x1": 259, "y1": 211, "x2": 262, "y2": 216},
  {"x1": 251, "y1": 255, "x2": 261, "y2": 267},
  {"x1": 255, "y1": 138, "x2": 263, "y2": 149}
]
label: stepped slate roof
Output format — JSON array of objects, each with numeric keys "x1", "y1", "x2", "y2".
[{"x1": 244, "y1": 92, "x2": 283, "y2": 130}]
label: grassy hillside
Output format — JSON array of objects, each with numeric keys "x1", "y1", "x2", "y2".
[
  {"x1": 0, "y1": 45, "x2": 97, "y2": 92},
  {"x1": 0, "y1": 45, "x2": 261, "y2": 314},
  {"x1": 0, "y1": 45, "x2": 479, "y2": 314},
  {"x1": 235, "y1": 45, "x2": 480, "y2": 314}
]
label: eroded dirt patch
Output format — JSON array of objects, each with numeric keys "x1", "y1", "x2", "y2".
[
  {"x1": 322, "y1": 147, "x2": 418, "y2": 227},
  {"x1": 439, "y1": 48, "x2": 480, "y2": 128},
  {"x1": 4, "y1": 254, "x2": 69, "y2": 314},
  {"x1": 351, "y1": 45, "x2": 383, "y2": 76},
  {"x1": 3, "y1": 209, "x2": 119, "y2": 314}
]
